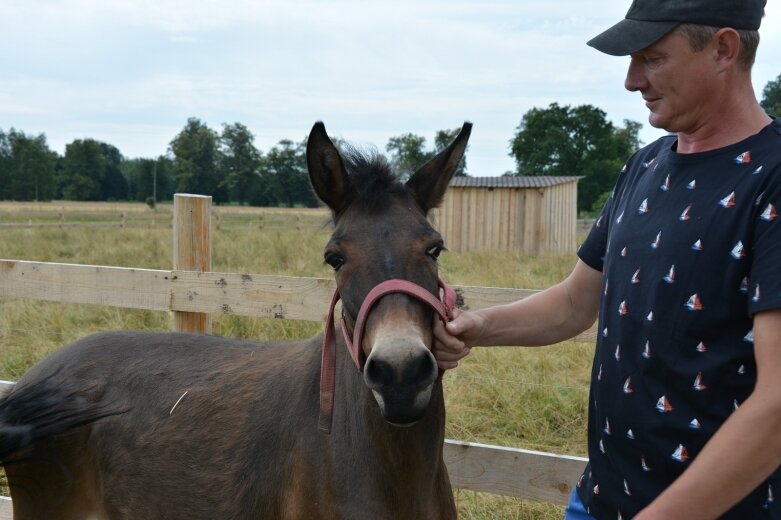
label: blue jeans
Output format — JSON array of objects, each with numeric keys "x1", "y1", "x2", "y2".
[{"x1": 564, "y1": 488, "x2": 597, "y2": 520}]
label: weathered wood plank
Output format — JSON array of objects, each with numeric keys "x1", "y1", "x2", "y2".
[
  {"x1": 444, "y1": 439, "x2": 587, "y2": 505},
  {"x1": 0, "y1": 497, "x2": 11, "y2": 520},
  {"x1": 0, "y1": 260, "x2": 171, "y2": 311},
  {"x1": 170, "y1": 272, "x2": 336, "y2": 322}
]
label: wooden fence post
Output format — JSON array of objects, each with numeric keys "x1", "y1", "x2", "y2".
[{"x1": 173, "y1": 194, "x2": 212, "y2": 333}]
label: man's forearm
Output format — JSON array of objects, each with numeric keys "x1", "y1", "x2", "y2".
[{"x1": 476, "y1": 278, "x2": 598, "y2": 347}]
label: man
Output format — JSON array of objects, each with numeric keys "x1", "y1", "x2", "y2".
[{"x1": 434, "y1": 1, "x2": 781, "y2": 518}]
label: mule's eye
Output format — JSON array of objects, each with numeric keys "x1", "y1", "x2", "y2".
[
  {"x1": 324, "y1": 253, "x2": 345, "y2": 271},
  {"x1": 426, "y1": 244, "x2": 444, "y2": 260}
]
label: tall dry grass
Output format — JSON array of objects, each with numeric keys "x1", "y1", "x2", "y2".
[{"x1": 0, "y1": 203, "x2": 592, "y2": 518}]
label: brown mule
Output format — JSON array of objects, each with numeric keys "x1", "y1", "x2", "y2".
[{"x1": 0, "y1": 121, "x2": 471, "y2": 519}]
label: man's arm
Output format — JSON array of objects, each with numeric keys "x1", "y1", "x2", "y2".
[
  {"x1": 434, "y1": 259, "x2": 603, "y2": 369},
  {"x1": 636, "y1": 308, "x2": 781, "y2": 520}
]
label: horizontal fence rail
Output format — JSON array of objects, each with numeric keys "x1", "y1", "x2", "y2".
[{"x1": 443, "y1": 440, "x2": 586, "y2": 504}]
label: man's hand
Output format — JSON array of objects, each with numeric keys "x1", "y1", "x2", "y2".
[{"x1": 433, "y1": 310, "x2": 485, "y2": 370}]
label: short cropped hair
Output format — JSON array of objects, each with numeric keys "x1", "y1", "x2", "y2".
[{"x1": 676, "y1": 24, "x2": 760, "y2": 71}]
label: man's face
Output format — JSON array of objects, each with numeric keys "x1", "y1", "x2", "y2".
[{"x1": 625, "y1": 30, "x2": 718, "y2": 134}]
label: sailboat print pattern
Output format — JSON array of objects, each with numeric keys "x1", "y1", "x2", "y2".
[
  {"x1": 762, "y1": 203, "x2": 778, "y2": 221},
  {"x1": 720, "y1": 191, "x2": 737, "y2": 207},
  {"x1": 731, "y1": 241, "x2": 745, "y2": 260},
  {"x1": 735, "y1": 151, "x2": 752, "y2": 164},
  {"x1": 574, "y1": 121, "x2": 781, "y2": 519},
  {"x1": 685, "y1": 294, "x2": 703, "y2": 311},
  {"x1": 671, "y1": 444, "x2": 689, "y2": 462},
  {"x1": 656, "y1": 395, "x2": 673, "y2": 413}
]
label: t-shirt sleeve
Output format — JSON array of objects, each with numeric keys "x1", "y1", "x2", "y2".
[
  {"x1": 578, "y1": 194, "x2": 612, "y2": 272},
  {"x1": 748, "y1": 172, "x2": 781, "y2": 315}
]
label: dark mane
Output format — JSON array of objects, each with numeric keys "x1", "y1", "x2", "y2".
[{"x1": 338, "y1": 144, "x2": 409, "y2": 214}]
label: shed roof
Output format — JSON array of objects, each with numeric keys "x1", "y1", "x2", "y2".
[{"x1": 449, "y1": 176, "x2": 581, "y2": 189}]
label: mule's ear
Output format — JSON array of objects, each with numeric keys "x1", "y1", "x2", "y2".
[
  {"x1": 406, "y1": 122, "x2": 472, "y2": 212},
  {"x1": 307, "y1": 122, "x2": 350, "y2": 214}
]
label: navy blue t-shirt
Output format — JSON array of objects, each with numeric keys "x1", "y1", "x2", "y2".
[{"x1": 576, "y1": 119, "x2": 781, "y2": 519}]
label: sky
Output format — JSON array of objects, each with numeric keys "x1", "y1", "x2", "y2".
[{"x1": 1, "y1": 0, "x2": 780, "y2": 177}]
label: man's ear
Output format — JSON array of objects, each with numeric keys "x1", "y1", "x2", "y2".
[{"x1": 713, "y1": 28, "x2": 741, "y2": 71}]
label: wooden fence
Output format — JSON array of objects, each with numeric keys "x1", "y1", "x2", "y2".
[{"x1": 0, "y1": 194, "x2": 590, "y2": 518}]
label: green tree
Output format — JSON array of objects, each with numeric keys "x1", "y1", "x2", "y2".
[
  {"x1": 509, "y1": 103, "x2": 641, "y2": 212},
  {"x1": 122, "y1": 156, "x2": 175, "y2": 202},
  {"x1": 253, "y1": 139, "x2": 316, "y2": 208},
  {"x1": 0, "y1": 130, "x2": 12, "y2": 199},
  {"x1": 59, "y1": 139, "x2": 108, "y2": 200},
  {"x1": 169, "y1": 118, "x2": 226, "y2": 203},
  {"x1": 0, "y1": 129, "x2": 57, "y2": 201},
  {"x1": 220, "y1": 123, "x2": 262, "y2": 205},
  {"x1": 99, "y1": 142, "x2": 129, "y2": 200},
  {"x1": 58, "y1": 139, "x2": 129, "y2": 201},
  {"x1": 386, "y1": 133, "x2": 431, "y2": 180},
  {"x1": 386, "y1": 129, "x2": 470, "y2": 179},
  {"x1": 760, "y1": 73, "x2": 781, "y2": 117}
]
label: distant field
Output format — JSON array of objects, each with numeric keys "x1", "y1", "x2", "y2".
[
  {"x1": 0, "y1": 200, "x2": 330, "y2": 230},
  {"x1": 0, "y1": 201, "x2": 591, "y2": 518}
]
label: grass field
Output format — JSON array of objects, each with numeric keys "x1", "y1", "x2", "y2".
[{"x1": 0, "y1": 201, "x2": 593, "y2": 518}]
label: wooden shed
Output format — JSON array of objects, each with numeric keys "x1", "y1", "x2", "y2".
[{"x1": 430, "y1": 176, "x2": 581, "y2": 255}]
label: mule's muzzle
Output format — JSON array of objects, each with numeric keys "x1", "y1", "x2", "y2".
[{"x1": 363, "y1": 340, "x2": 438, "y2": 426}]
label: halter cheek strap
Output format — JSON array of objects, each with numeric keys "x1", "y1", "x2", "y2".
[{"x1": 318, "y1": 277, "x2": 456, "y2": 434}]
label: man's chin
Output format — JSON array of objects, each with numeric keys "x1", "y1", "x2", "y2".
[{"x1": 647, "y1": 114, "x2": 671, "y2": 132}]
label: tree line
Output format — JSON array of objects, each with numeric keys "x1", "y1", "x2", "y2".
[
  {"x1": 1, "y1": 73, "x2": 778, "y2": 213},
  {"x1": 0, "y1": 119, "x2": 469, "y2": 209}
]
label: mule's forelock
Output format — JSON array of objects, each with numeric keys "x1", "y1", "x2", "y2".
[
  {"x1": 307, "y1": 122, "x2": 415, "y2": 219},
  {"x1": 338, "y1": 144, "x2": 410, "y2": 216}
]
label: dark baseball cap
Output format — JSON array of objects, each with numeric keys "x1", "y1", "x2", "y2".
[{"x1": 588, "y1": 0, "x2": 767, "y2": 56}]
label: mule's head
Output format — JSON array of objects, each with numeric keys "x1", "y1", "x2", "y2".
[{"x1": 307, "y1": 122, "x2": 471, "y2": 426}]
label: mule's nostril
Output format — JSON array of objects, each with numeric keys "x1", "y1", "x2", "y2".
[
  {"x1": 403, "y1": 350, "x2": 437, "y2": 385},
  {"x1": 365, "y1": 357, "x2": 394, "y2": 389}
]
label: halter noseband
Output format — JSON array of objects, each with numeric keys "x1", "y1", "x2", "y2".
[{"x1": 318, "y1": 278, "x2": 456, "y2": 433}]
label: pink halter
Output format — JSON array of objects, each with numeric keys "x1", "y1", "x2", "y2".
[{"x1": 318, "y1": 278, "x2": 456, "y2": 433}]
